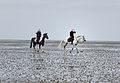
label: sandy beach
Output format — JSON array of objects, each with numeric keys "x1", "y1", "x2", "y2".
[{"x1": 0, "y1": 40, "x2": 120, "y2": 83}]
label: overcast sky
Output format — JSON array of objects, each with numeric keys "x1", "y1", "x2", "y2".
[{"x1": 0, "y1": 0, "x2": 120, "y2": 41}]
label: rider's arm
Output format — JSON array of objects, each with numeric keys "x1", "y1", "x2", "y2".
[{"x1": 73, "y1": 31, "x2": 76, "y2": 33}]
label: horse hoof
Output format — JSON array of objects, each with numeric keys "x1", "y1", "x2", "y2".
[
  {"x1": 37, "y1": 50, "x2": 39, "y2": 52},
  {"x1": 80, "y1": 50, "x2": 83, "y2": 52}
]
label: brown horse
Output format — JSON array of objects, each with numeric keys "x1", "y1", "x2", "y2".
[{"x1": 30, "y1": 33, "x2": 49, "y2": 52}]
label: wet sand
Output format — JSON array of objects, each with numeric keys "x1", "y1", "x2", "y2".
[{"x1": 0, "y1": 40, "x2": 120, "y2": 83}]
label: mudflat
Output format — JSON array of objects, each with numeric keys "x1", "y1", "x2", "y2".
[{"x1": 0, "y1": 40, "x2": 120, "y2": 83}]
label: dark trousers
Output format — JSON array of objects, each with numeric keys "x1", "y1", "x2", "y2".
[
  {"x1": 36, "y1": 36, "x2": 40, "y2": 43},
  {"x1": 68, "y1": 36, "x2": 74, "y2": 44}
]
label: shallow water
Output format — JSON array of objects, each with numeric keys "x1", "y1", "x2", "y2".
[{"x1": 0, "y1": 40, "x2": 120, "y2": 83}]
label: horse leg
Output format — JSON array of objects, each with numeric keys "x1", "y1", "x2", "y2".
[
  {"x1": 41, "y1": 46, "x2": 45, "y2": 53},
  {"x1": 76, "y1": 47, "x2": 79, "y2": 53},
  {"x1": 70, "y1": 45, "x2": 76, "y2": 53},
  {"x1": 70, "y1": 47, "x2": 74, "y2": 53},
  {"x1": 64, "y1": 43, "x2": 68, "y2": 54},
  {"x1": 74, "y1": 45, "x2": 79, "y2": 53},
  {"x1": 33, "y1": 44, "x2": 36, "y2": 52},
  {"x1": 37, "y1": 44, "x2": 41, "y2": 52}
]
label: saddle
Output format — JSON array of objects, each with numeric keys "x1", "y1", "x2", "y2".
[{"x1": 67, "y1": 37, "x2": 74, "y2": 42}]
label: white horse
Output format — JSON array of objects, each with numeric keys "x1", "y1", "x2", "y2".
[{"x1": 58, "y1": 35, "x2": 86, "y2": 54}]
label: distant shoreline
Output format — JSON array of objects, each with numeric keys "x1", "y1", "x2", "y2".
[{"x1": 0, "y1": 39, "x2": 120, "y2": 44}]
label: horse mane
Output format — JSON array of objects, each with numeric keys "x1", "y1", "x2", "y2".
[
  {"x1": 43, "y1": 33, "x2": 47, "y2": 35},
  {"x1": 40, "y1": 33, "x2": 47, "y2": 41},
  {"x1": 76, "y1": 35, "x2": 82, "y2": 38}
]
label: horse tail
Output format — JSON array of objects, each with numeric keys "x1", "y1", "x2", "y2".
[
  {"x1": 30, "y1": 38, "x2": 33, "y2": 48},
  {"x1": 58, "y1": 40, "x2": 63, "y2": 48}
]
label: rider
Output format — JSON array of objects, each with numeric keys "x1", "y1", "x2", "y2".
[
  {"x1": 69, "y1": 28, "x2": 76, "y2": 44},
  {"x1": 36, "y1": 28, "x2": 41, "y2": 43}
]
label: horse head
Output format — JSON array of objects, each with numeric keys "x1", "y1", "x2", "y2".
[
  {"x1": 43, "y1": 33, "x2": 49, "y2": 39},
  {"x1": 76, "y1": 35, "x2": 86, "y2": 42}
]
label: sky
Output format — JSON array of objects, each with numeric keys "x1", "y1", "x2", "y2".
[{"x1": 0, "y1": 0, "x2": 120, "y2": 41}]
